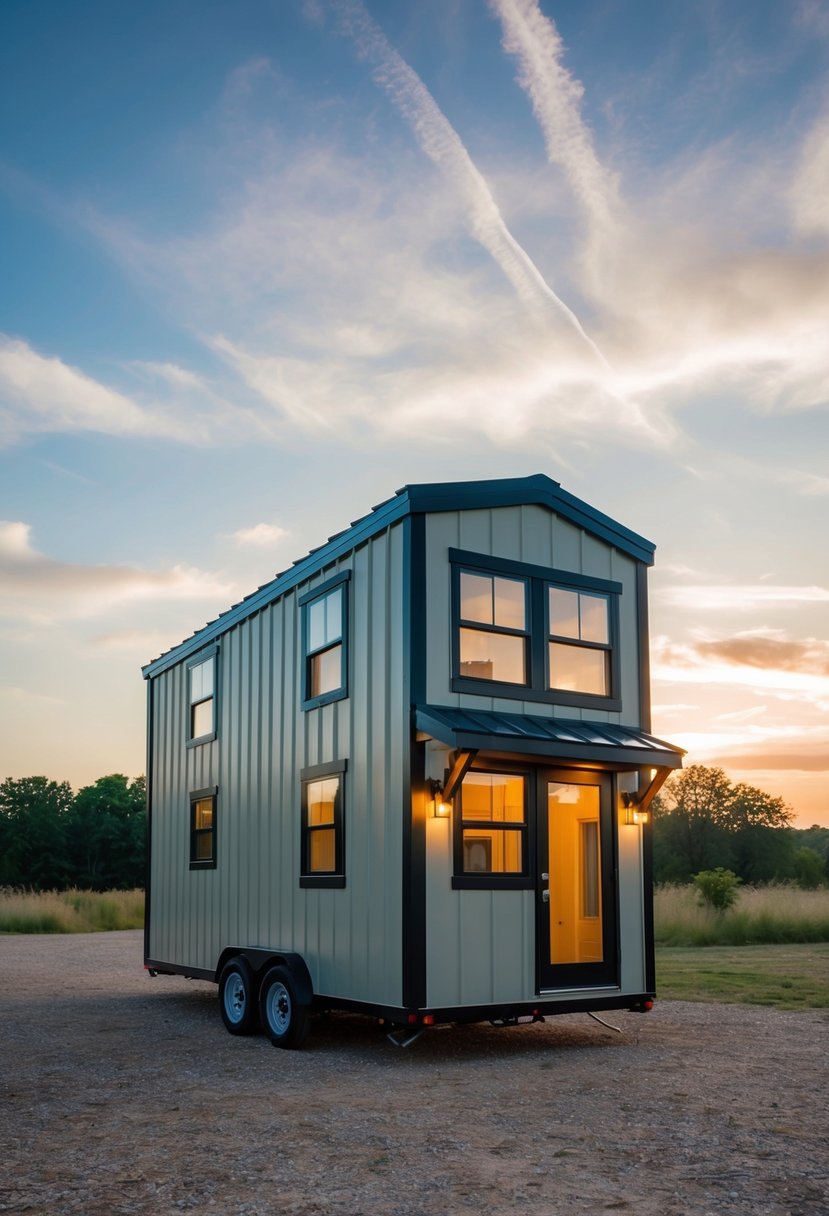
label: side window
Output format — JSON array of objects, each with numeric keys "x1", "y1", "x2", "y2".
[
  {"x1": 187, "y1": 648, "x2": 217, "y2": 744},
  {"x1": 300, "y1": 760, "x2": 347, "y2": 888},
  {"x1": 189, "y1": 787, "x2": 217, "y2": 870},
  {"x1": 457, "y1": 570, "x2": 527, "y2": 685},
  {"x1": 548, "y1": 587, "x2": 611, "y2": 697},
  {"x1": 452, "y1": 770, "x2": 529, "y2": 888},
  {"x1": 300, "y1": 573, "x2": 350, "y2": 709}
]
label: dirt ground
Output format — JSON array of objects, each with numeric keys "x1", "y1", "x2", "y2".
[{"x1": 0, "y1": 931, "x2": 827, "y2": 1216}]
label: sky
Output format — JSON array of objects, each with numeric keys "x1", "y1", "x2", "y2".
[{"x1": 0, "y1": 0, "x2": 827, "y2": 827}]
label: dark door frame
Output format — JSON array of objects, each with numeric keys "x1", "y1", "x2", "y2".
[{"x1": 536, "y1": 767, "x2": 619, "y2": 992}]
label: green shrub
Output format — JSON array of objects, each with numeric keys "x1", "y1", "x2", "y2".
[{"x1": 694, "y1": 868, "x2": 741, "y2": 911}]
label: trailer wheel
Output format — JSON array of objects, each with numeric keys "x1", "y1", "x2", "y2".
[
  {"x1": 218, "y1": 957, "x2": 258, "y2": 1036},
  {"x1": 259, "y1": 965, "x2": 309, "y2": 1049}
]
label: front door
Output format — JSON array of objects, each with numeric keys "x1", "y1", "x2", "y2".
[{"x1": 537, "y1": 770, "x2": 617, "y2": 990}]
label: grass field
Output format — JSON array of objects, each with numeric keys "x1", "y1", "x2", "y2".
[
  {"x1": 656, "y1": 943, "x2": 829, "y2": 1009},
  {"x1": 0, "y1": 888, "x2": 144, "y2": 934},
  {"x1": 654, "y1": 882, "x2": 829, "y2": 946}
]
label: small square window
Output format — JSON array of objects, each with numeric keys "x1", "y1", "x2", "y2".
[{"x1": 189, "y1": 788, "x2": 217, "y2": 870}]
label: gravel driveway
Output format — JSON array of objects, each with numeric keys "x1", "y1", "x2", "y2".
[{"x1": 1, "y1": 930, "x2": 827, "y2": 1215}]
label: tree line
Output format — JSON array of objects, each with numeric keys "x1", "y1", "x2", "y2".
[
  {"x1": 653, "y1": 765, "x2": 828, "y2": 887},
  {"x1": 0, "y1": 774, "x2": 145, "y2": 891},
  {"x1": 1, "y1": 765, "x2": 826, "y2": 892}
]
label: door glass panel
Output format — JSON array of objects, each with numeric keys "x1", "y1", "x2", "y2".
[{"x1": 547, "y1": 782, "x2": 603, "y2": 964}]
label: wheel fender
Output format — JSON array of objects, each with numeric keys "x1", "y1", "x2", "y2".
[
  {"x1": 277, "y1": 952, "x2": 314, "y2": 1007},
  {"x1": 214, "y1": 947, "x2": 314, "y2": 1007}
]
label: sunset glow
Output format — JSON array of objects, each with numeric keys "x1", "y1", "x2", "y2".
[{"x1": 0, "y1": 1, "x2": 826, "y2": 825}]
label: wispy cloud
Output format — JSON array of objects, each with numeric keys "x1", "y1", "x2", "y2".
[
  {"x1": 226, "y1": 522, "x2": 289, "y2": 548},
  {"x1": 657, "y1": 583, "x2": 829, "y2": 611},
  {"x1": 0, "y1": 521, "x2": 235, "y2": 622},
  {"x1": 336, "y1": 0, "x2": 606, "y2": 365},
  {"x1": 490, "y1": 0, "x2": 621, "y2": 278}
]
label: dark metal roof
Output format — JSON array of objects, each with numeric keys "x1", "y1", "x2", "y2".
[
  {"x1": 143, "y1": 474, "x2": 656, "y2": 679},
  {"x1": 415, "y1": 704, "x2": 684, "y2": 769}
]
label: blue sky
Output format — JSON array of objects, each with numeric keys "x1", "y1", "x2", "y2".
[{"x1": 1, "y1": 0, "x2": 827, "y2": 824}]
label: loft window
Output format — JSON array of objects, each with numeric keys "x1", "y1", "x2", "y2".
[
  {"x1": 452, "y1": 770, "x2": 529, "y2": 889},
  {"x1": 300, "y1": 760, "x2": 347, "y2": 888},
  {"x1": 300, "y1": 573, "x2": 350, "y2": 709},
  {"x1": 189, "y1": 788, "x2": 217, "y2": 870},
  {"x1": 450, "y1": 548, "x2": 621, "y2": 711},
  {"x1": 457, "y1": 570, "x2": 527, "y2": 685},
  {"x1": 187, "y1": 648, "x2": 218, "y2": 744},
  {"x1": 548, "y1": 587, "x2": 611, "y2": 697}
]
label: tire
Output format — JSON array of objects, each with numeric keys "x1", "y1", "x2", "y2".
[
  {"x1": 259, "y1": 965, "x2": 309, "y2": 1049},
  {"x1": 218, "y1": 957, "x2": 259, "y2": 1036}
]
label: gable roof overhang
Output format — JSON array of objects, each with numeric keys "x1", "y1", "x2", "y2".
[
  {"x1": 415, "y1": 704, "x2": 684, "y2": 772},
  {"x1": 143, "y1": 474, "x2": 656, "y2": 679}
]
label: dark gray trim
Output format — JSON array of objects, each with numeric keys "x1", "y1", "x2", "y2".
[
  {"x1": 300, "y1": 760, "x2": 347, "y2": 886},
  {"x1": 143, "y1": 677, "x2": 154, "y2": 965},
  {"x1": 143, "y1": 475, "x2": 655, "y2": 679},
  {"x1": 300, "y1": 758, "x2": 348, "y2": 781},
  {"x1": 449, "y1": 548, "x2": 623, "y2": 595},
  {"x1": 403, "y1": 513, "x2": 428, "y2": 1011},
  {"x1": 297, "y1": 569, "x2": 351, "y2": 607},
  {"x1": 636, "y1": 563, "x2": 652, "y2": 735}
]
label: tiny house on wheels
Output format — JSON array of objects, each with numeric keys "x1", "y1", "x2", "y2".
[{"x1": 143, "y1": 475, "x2": 683, "y2": 1048}]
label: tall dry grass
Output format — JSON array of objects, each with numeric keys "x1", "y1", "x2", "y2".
[
  {"x1": 655, "y1": 883, "x2": 829, "y2": 946},
  {"x1": 0, "y1": 888, "x2": 144, "y2": 934}
]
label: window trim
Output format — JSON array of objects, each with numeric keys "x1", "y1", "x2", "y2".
[
  {"x1": 300, "y1": 758, "x2": 347, "y2": 888},
  {"x1": 452, "y1": 765, "x2": 533, "y2": 890},
  {"x1": 299, "y1": 571, "x2": 351, "y2": 711},
  {"x1": 450, "y1": 549, "x2": 622, "y2": 711},
  {"x1": 189, "y1": 786, "x2": 218, "y2": 871},
  {"x1": 186, "y1": 645, "x2": 219, "y2": 747}
]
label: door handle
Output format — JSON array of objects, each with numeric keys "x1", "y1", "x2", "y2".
[{"x1": 541, "y1": 889, "x2": 549, "y2": 903}]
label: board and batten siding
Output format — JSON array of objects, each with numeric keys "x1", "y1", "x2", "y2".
[
  {"x1": 421, "y1": 504, "x2": 647, "y2": 1009},
  {"x1": 148, "y1": 521, "x2": 408, "y2": 1008}
]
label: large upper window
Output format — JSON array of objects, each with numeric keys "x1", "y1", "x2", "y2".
[
  {"x1": 189, "y1": 787, "x2": 217, "y2": 870},
  {"x1": 300, "y1": 573, "x2": 350, "y2": 709},
  {"x1": 458, "y1": 571, "x2": 527, "y2": 685},
  {"x1": 451, "y1": 549, "x2": 621, "y2": 711},
  {"x1": 548, "y1": 588, "x2": 611, "y2": 697},
  {"x1": 300, "y1": 760, "x2": 347, "y2": 888},
  {"x1": 187, "y1": 648, "x2": 217, "y2": 744},
  {"x1": 453, "y1": 770, "x2": 529, "y2": 889}
]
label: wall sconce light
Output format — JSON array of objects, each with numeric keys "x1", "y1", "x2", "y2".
[
  {"x1": 622, "y1": 792, "x2": 649, "y2": 826},
  {"x1": 428, "y1": 778, "x2": 451, "y2": 818}
]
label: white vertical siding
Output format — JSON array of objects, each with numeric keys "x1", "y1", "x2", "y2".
[{"x1": 148, "y1": 522, "x2": 406, "y2": 1007}]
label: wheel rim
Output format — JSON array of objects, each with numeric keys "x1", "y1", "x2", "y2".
[
  {"x1": 224, "y1": 972, "x2": 246, "y2": 1024},
  {"x1": 266, "y1": 982, "x2": 291, "y2": 1035}
]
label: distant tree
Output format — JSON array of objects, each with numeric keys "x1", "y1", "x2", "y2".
[
  {"x1": 0, "y1": 776, "x2": 74, "y2": 889},
  {"x1": 652, "y1": 765, "x2": 794, "y2": 884},
  {"x1": 652, "y1": 766, "x2": 735, "y2": 881},
  {"x1": 66, "y1": 775, "x2": 146, "y2": 890},
  {"x1": 791, "y1": 847, "x2": 826, "y2": 889}
]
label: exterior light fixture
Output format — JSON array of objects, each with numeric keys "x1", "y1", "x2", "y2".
[
  {"x1": 428, "y1": 778, "x2": 451, "y2": 817},
  {"x1": 622, "y1": 792, "x2": 648, "y2": 826}
]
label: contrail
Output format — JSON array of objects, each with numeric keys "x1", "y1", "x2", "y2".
[
  {"x1": 336, "y1": 0, "x2": 608, "y2": 367},
  {"x1": 490, "y1": 0, "x2": 619, "y2": 239}
]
